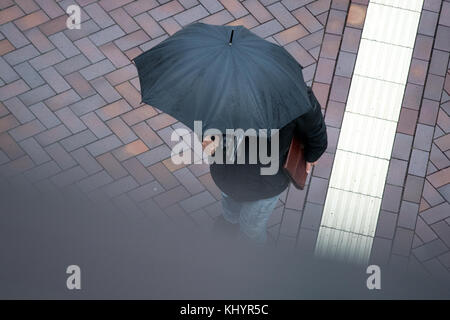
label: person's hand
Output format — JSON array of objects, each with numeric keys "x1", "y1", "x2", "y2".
[
  {"x1": 202, "y1": 135, "x2": 220, "y2": 156},
  {"x1": 306, "y1": 161, "x2": 317, "y2": 174}
]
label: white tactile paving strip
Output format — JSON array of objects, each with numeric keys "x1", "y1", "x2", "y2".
[{"x1": 314, "y1": 0, "x2": 424, "y2": 264}]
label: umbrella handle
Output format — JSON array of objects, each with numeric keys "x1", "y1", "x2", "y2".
[{"x1": 229, "y1": 30, "x2": 234, "y2": 46}]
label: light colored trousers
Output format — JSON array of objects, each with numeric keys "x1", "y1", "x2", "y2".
[{"x1": 221, "y1": 191, "x2": 280, "y2": 243}]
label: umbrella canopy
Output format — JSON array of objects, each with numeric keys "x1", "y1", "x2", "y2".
[{"x1": 133, "y1": 22, "x2": 313, "y2": 134}]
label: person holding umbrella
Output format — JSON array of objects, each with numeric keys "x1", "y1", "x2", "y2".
[{"x1": 134, "y1": 22, "x2": 327, "y2": 244}]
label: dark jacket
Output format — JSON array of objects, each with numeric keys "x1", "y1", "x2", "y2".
[{"x1": 210, "y1": 88, "x2": 328, "y2": 202}]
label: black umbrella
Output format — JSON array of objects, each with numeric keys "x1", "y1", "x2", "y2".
[{"x1": 133, "y1": 22, "x2": 313, "y2": 134}]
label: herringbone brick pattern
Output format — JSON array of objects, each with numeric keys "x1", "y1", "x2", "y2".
[
  {"x1": 0, "y1": 0, "x2": 344, "y2": 243},
  {"x1": 413, "y1": 23, "x2": 450, "y2": 278},
  {"x1": 3, "y1": 0, "x2": 447, "y2": 280},
  {"x1": 371, "y1": 0, "x2": 450, "y2": 280}
]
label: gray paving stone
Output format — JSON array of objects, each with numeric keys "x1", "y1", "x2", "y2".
[
  {"x1": 54, "y1": 54, "x2": 91, "y2": 76},
  {"x1": 0, "y1": 22, "x2": 29, "y2": 47},
  {"x1": 413, "y1": 239, "x2": 448, "y2": 261},
  {"x1": 19, "y1": 137, "x2": 51, "y2": 165},
  {"x1": 438, "y1": 184, "x2": 450, "y2": 203},
  {"x1": 416, "y1": 216, "x2": 438, "y2": 243},
  {"x1": 69, "y1": 94, "x2": 106, "y2": 116},
  {"x1": 174, "y1": 5, "x2": 209, "y2": 26},
  {"x1": 403, "y1": 175, "x2": 425, "y2": 203},
  {"x1": 173, "y1": 167, "x2": 205, "y2": 194},
  {"x1": 45, "y1": 142, "x2": 77, "y2": 170},
  {"x1": 392, "y1": 133, "x2": 413, "y2": 161},
  {"x1": 179, "y1": 190, "x2": 216, "y2": 212},
  {"x1": 381, "y1": 184, "x2": 403, "y2": 212},
  {"x1": 77, "y1": 170, "x2": 113, "y2": 192},
  {"x1": 18, "y1": 84, "x2": 55, "y2": 106},
  {"x1": 86, "y1": 134, "x2": 122, "y2": 157},
  {"x1": 3, "y1": 44, "x2": 40, "y2": 66},
  {"x1": 301, "y1": 201, "x2": 323, "y2": 230},
  {"x1": 137, "y1": 144, "x2": 171, "y2": 166},
  {"x1": 23, "y1": 160, "x2": 61, "y2": 182},
  {"x1": 408, "y1": 149, "x2": 429, "y2": 177},
  {"x1": 89, "y1": 25, "x2": 126, "y2": 46},
  {"x1": 79, "y1": 59, "x2": 116, "y2": 81},
  {"x1": 71, "y1": 147, "x2": 103, "y2": 175},
  {"x1": 421, "y1": 202, "x2": 450, "y2": 225},
  {"x1": 431, "y1": 221, "x2": 450, "y2": 247},
  {"x1": 375, "y1": 211, "x2": 397, "y2": 239},
  {"x1": 29, "y1": 102, "x2": 61, "y2": 128},
  {"x1": 3, "y1": 97, "x2": 35, "y2": 124},
  {"x1": 392, "y1": 228, "x2": 414, "y2": 257},
  {"x1": 128, "y1": 180, "x2": 164, "y2": 202},
  {"x1": 28, "y1": 49, "x2": 65, "y2": 71},
  {"x1": 48, "y1": 32, "x2": 81, "y2": 58},
  {"x1": 14, "y1": 61, "x2": 45, "y2": 88},
  {"x1": 9, "y1": 119, "x2": 46, "y2": 141},
  {"x1": 370, "y1": 237, "x2": 392, "y2": 266},
  {"x1": 386, "y1": 158, "x2": 408, "y2": 186},
  {"x1": 413, "y1": 124, "x2": 435, "y2": 151},
  {"x1": 60, "y1": 129, "x2": 97, "y2": 152},
  {"x1": 50, "y1": 165, "x2": 87, "y2": 187},
  {"x1": 280, "y1": 209, "x2": 302, "y2": 237},
  {"x1": 103, "y1": 175, "x2": 139, "y2": 198},
  {"x1": 398, "y1": 201, "x2": 419, "y2": 230}
]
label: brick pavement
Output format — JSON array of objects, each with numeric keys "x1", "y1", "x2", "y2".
[
  {"x1": 371, "y1": 0, "x2": 450, "y2": 280},
  {"x1": 0, "y1": 0, "x2": 448, "y2": 279},
  {"x1": 0, "y1": 0, "x2": 344, "y2": 240}
]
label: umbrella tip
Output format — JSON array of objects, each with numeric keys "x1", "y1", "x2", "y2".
[{"x1": 229, "y1": 29, "x2": 234, "y2": 46}]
